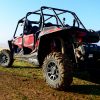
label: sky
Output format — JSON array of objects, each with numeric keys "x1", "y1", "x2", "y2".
[{"x1": 0, "y1": 0, "x2": 100, "y2": 45}]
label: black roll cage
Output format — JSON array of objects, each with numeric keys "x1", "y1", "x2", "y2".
[{"x1": 13, "y1": 6, "x2": 86, "y2": 38}]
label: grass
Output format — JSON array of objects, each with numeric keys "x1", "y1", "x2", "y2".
[
  {"x1": 0, "y1": 60, "x2": 42, "y2": 78},
  {"x1": 0, "y1": 60, "x2": 100, "y2": 100}
]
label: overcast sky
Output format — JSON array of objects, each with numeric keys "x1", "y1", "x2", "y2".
[{"x1": 0, "y1": 0, "x2": 100, "y2": 45}]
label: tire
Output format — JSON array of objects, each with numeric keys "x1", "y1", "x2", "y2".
[
  {"x1": 0, "y1": 49, "x2": 13, "y2": 67},
  {"x1": 42, "y1": 52, "x2": 73, "y2": 90}
]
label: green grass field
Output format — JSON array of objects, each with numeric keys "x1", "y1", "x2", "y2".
[{"x1": 0, "y1": 60, "x2": 100, "y2": 100}]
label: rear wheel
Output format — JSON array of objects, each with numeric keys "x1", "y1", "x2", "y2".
[
  {"x1": 0, "y1": 49, "x2": 13, "y2": 67},
  {"x1": 42, "y1": 52, "x2": 73, "y2": 90}
]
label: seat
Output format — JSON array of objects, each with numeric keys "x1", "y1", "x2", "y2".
[
  {"x1": 45, "y1": 22, "x2": 53, "y2": 27},
  {"x1": 31, "y1": 26, "x2": 39, "y2": 34},
  {"x1": 24, "y1": 21, "x2": 32, "y2": 35}
]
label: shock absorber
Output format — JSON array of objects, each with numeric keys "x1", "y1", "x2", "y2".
[{"x1": 75, "y1": 44, "x2": 85, "y2": 61}]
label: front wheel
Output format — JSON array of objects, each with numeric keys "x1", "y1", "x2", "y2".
[
  {"x1": 42, "y1": 52, "x2": 73, "y2": 90},
  {"x1": 0, "y1": 49, "x2": 13, "y2": 67}
]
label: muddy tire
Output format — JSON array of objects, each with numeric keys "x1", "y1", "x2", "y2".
[
  {"x1": 42, "y1": 52, "x2": 73, "y2": 90},
  {"x1": 0, "y1": 49, "x2": 13, "y2": 67}
]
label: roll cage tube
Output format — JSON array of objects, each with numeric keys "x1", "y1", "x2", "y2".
[
  {"x1": 13, "y1": 22, "x2": 19, "y2": 38},
  {"x1": 41, "y1": 6, "x2": 86, "y2": 29},
  {"x1": 25, "y1": 6, "x2": 86, "y2": 29},
  {"x1": 13, "y1": 6, "x2": 86, "y2": 38},
  {"x1": 13, "y1": 18, "x2": 25, "y2": 38}
]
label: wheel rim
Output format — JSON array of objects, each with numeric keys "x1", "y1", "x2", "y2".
[
  {"x1": 0, "y1": 53, "x2": 9, "y2": 65},
  {"x1": 47, "y1": 61, "x2": 59, "y2": 81}
]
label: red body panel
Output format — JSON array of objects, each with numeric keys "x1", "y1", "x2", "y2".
[
  {"x1": 39, "y1": 27, "x2": 62, "y2": 37},
  {"x1": 45, "y1": 27, "x2": 62, "y2": 33},
  {"x1": 13, "y1": 34, "x2": 35, "y2": 49},
  {"x1": 13, "y1": 36, "x2": 22, "y2": 48},
  {"x1": 75, "y1": 31, "x2": 86, "y2": 42},
  {"x1": 23, "y1": 34, "x2": 34, "y2": 49}
]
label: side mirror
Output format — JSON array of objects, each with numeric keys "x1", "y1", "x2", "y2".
[
  {"x1": 20, "y1": 33, "x2": 23, "y2": 36},
  {"x1": 73, "y1": 19, "x2": 79, "y2": 27},
  {"x1": 63, "y1": 18, "x2": 66, "y2": 25}
]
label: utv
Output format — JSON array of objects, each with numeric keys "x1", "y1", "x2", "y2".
[{"x1": 0, "y1": 6, "x2": 100, "y2": 89}]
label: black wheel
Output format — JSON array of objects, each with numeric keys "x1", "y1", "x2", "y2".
[
  {"x1": 42, "y1": 52, "x2": 73, "y2": 90},
  {"x1": 0, "y1": 49, "x2": 13, "y2": 67}
]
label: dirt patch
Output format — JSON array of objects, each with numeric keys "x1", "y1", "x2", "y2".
[
  {"x1": 0, "y1": 60, "x2": 100, "y2": 100},
  {"x1": 0, "y1": 70, "x2": 100, "y2": 100}
]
